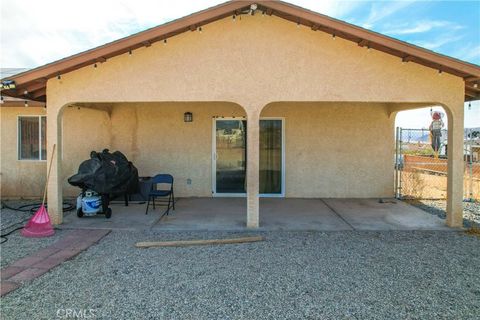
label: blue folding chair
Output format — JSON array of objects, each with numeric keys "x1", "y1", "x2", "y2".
[{"x1": 145, "y1": 174, "x2": 175, "y2": 216}]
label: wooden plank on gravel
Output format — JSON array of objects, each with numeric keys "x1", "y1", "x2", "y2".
[{"x1": 135, "y1": 236, "x2": 264, "y2": 248}]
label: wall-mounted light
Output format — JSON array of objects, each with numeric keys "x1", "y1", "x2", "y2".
[
  {"x1": 129, "y1": 50, "x2": 132, "y2": 56},
  {"x1": 332, "y1": 34, "x2": 336, "y2": 40},
  {"x1": 57, "y1": 74, "x2": 61, "y2": 80},
  {"x1": 198, "y1": 26, "x2": 202, "y2": 33},
  {"x1": 0, "y1": 96, "x2": 4, "y2": 104},
  {"x1": 184, "y1": 112, "x2": 193, "y2": 122},
  {"x1": 438, "y1": 69, "x2": 443, "y2": 75},
  {"x1": 164, "y1": 39, "x2": 168, "y2": 45},
  {"x1": 24, "y1": 100, "x2": 29, "y2": 107}
]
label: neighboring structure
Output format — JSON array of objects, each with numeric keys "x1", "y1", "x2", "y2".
[{"x1": 1, "y1": 1, "x2": 479, "y2": 227}]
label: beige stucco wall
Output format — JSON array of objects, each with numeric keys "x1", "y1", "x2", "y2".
[
  {"x1": 262, "y1": 102, "x2": 394, "y2": 197},
  {"x1": 61, "y1": 106, "x2": 111, "y2": 196},
  {"x1": 46, "y1": 14, "x2": 464, "y2": 109},
  {"x1": 0, "y1": 106, "x2": 110, "y2": 198},
  {"x1": 1, "y1": 101, "x2": 393, "y2": 198},
  {"x1": 109, "y1": 102, "x2": 245, "y2": 197},
  {"x1": 0, "y1": 106, "x2": 47, "y2": 198}
]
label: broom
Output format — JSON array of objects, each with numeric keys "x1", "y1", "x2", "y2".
[{"x1": 21, "y1": 144, "x2": 56, "y2": 238}]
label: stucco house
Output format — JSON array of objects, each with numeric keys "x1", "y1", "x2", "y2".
[{"x1": 1, "y1": 1, "x2": 479, "y2": 228}]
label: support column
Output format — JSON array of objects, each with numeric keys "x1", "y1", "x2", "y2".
[
  {"x1": 47, "y1": 107, "x2": 63, "y2": 225},
  {"x1": 246, "y1": 110, "x2": 260, "y2": 228},
  {"x1": 446, "y1": 105, "x2": 464, "y2": 228}
]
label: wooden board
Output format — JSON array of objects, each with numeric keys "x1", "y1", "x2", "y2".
[{"x1": 135, "y1": 236, "x2": 264, "y2": 248}]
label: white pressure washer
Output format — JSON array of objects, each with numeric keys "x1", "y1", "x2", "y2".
[{"x1": 76, "y1": 190, "x2": 112, "y2": 218}]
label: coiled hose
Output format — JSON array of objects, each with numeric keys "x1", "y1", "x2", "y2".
[{"x1": 0, "y1": 201, "x2": 75, "y2": 244}]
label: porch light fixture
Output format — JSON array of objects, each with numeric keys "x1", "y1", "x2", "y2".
[
  {"x1": 129, "y1": 50, "x2": 132, "y2": 56},
  {"x1": 468, "y1": 102, "x2": 471, "y2": 110},
  {"x1": 198, "y1": 26, "x2": 202, "y2": 33},
  {"x1": 94, "y1": 63, "x2": 98, "y2": 68},
  {"x1": 57, "y1": 74, "x2": 61, "y2": 80},
  {"x1": 438, "y1": 69, "x2": 443, "y2": 75},
  {"x1": 24, "y1": 100, "x2": 28, "y2": 107},
  {"x1": 184, "y1": 112, "x2": 193, "y2": 122},
  {"x1": 0, "y1": 96, "x2": 4, "y2": 104},
  {"x1": 233, "y1": 14, "x2": 236, "y2": 21},
  {"x1": 332, "y1": 34, "x2": 336, "y2": 40},
  {"x1": 164, "y1": 39, "x2": 167, "y2": 45}
]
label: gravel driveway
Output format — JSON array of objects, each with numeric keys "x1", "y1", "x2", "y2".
[{"x1": 1, "y1": 230, "x2": 479, "y2": 319}]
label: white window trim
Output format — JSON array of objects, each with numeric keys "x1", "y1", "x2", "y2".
[{"x1": 17, "y1": 115, "x2": 47, "y2": 162}]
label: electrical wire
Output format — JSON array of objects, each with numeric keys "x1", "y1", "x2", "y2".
[{"x1": 0, "y1": 201, "x2": 74, "y2": 244}]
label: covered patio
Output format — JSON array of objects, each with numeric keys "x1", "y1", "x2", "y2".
[
  {"x1": 61, "y1": 198, "x2": 450, "y2": 231},
  {"x1": 2, "y1": 1, "x2": 478, "y2": 230}
]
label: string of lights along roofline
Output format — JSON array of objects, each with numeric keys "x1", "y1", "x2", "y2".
[{"x1": 45, "y1": 3, "x2": 465, "y2": 90}]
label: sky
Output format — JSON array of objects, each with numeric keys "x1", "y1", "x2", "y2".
[{"x1": 0, "y1": 0, "x2": 479, "y2": 127}]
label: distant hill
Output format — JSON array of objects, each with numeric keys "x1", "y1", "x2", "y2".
[{"x1": 401, "y1": 127, "x2": 480, "y2": 143}]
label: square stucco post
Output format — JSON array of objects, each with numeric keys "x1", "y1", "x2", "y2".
[
  {"x1": 246, "y1": 111, "x2": 260, "y2": 228},
  {"x1": 47, "y1": 106, "x2": 63, "y2": 225},
  {"x1": 446, "y1": 105, "x2": 464, "y2": 227}
]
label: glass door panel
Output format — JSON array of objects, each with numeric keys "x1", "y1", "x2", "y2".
[
  {"x1": 260, "y1": 120, "x2": 283, "y2": 194},
  {"x1": 215, "y1": 120, "x2": 247, "y2": 194}
]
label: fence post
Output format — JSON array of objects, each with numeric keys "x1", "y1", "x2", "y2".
[
  {"x1": 468, "y1": 129, "x2": 474, "y2": 202},
  {"x1": 394, "y1": 127, "x2": 399, "y2": 198},
  {"x1": 398, "y1": 127, "x2": 403, "y2": 199}
]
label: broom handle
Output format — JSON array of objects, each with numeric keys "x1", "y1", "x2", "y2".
[{"x1": 42, "y1": 144, "x2": 56, "y2": 206}]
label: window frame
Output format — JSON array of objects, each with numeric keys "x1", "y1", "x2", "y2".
[{"x1": 17, "y1": 115, "x2": 47, "y2": 161}]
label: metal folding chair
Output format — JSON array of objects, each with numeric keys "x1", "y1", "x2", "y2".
[{"x1": 145, "y1": 174, "x2": 175, "y2": 216}]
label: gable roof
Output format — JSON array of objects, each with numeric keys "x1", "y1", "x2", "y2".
[{"x1": 1, "y1": 0, "x2": 479, "y2": 103}]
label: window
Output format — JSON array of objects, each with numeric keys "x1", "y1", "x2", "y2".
[{"x1": 18, "y1": 116, "x2": 46, "y2": 160}]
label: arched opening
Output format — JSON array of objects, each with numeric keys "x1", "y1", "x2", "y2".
[
  {"x1": 258, "y1": 101, "x2": 397, "y2": 229},
  {"x1": 55, "y1": 101, "x2": 249, "y2": 227},
  {"x1": 394, "y1": 105, "x2": 449, "y2": 201},
  {"x1": 393, "y1": 103, "x2": 479, "y2": 227}
]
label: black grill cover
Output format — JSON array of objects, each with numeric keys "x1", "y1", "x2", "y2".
[{"x1": 68, "y1": 149, "x2": 139, "y2": 195}]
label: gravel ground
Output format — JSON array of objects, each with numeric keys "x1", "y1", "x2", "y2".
[
  {"x1": 407, "y1": 199, "x2": 480, "y2": 228},
  {"x1": 1, "y1": 201, "x2": 70, "y2": 268},
  {"x1": 1, "y1": 230, "x2": 479, "y2": 320}
]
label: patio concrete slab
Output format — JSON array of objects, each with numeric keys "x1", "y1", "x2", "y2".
[
  {"x1": 61, "y1": 197, "x2": 451, "y2": 231},
  {"x1": 322, "y1": 198, "x2": 451, "y2": 230},
  {"x1": 153, "y1": 198, "x2": 246, "y2": 231},
  {"x1": 62, "y1": 202, "x2": 160, "y2": 230},
  {"x1": 260, "y1": 198, "x2": 352, "y2": 231}
]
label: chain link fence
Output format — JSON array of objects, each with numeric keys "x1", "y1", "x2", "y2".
[{"x1": 395, "y1": 127, "x2": 480, "y2": 201}]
